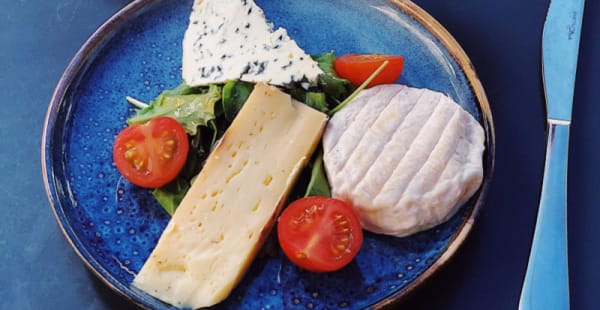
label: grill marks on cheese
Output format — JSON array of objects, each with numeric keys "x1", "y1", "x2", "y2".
[
  {"x1": 182, "y1": 0, "x2": 323, "y2": 87},
  {"x1": 133, "y1": 83, "x2": 327, "y2": 308},
  {"x1": 323, "y1": 85, "x2": 485, "y2": 237}
]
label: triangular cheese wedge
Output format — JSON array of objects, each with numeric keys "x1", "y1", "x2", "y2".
[{"x1": 182, "y1": 0, "x2": 323, "y2": 87}]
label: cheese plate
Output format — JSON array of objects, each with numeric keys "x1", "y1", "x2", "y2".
[{"x1": 42, "y1": 0, "x2": 494, "y2": 308}]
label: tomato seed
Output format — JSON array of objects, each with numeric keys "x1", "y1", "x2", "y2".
[
  {"x1": 337, "y1": 220, "x2": 348, "y2": 226},
  {"x1": 133, "y1": 159, "x2": 145, "y2": 170},
  {"x1": 124, "y1": 150, "x2": 135, "y2": 159}
]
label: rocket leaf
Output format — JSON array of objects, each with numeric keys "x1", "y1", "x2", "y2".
[
  {"x1": 222, "y1": 80, "x2": 254, "y2": 122},
  {"x1": 304, "y1": 149, "x2": 331, "y2": 197}
]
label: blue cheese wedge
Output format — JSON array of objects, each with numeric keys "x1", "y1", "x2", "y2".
[
  {"x1": 322, "y1": 84, "x2": 485, "y2": 237},
  {"x1": 182, "y1": 0, "x2": 323, "y2": 87},
  {"x1": 133, "y1": 83, "x2": 328, "y2": 308}
]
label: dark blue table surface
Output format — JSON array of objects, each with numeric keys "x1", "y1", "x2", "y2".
[{"x1": 1, "y1": 0, "x2": 598, "y2": 309}]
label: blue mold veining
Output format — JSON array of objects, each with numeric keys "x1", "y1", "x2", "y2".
[{"x1": 44, "y1": 0, "x2": 486, "y2": 309}]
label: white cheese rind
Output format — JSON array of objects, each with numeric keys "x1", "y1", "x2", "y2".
[
  {"x1": 182, "y1": 0, "x2": 323, "y2": 87},
  {"x1": 322, "y1": 84, "x2": 485, "y2": 237},
  {"x1": 132, "y1": 83, "x2": 327, "y2": 308}
]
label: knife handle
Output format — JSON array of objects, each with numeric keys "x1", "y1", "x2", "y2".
[{"x1": 519, "y1": 120, "x2": 570, "y2": 310}]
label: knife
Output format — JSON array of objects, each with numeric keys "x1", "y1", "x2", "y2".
[{"x1": 519, "y1": 0, "x2": 585, "y2": 309}]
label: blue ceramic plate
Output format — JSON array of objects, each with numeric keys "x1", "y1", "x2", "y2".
[{"x1": 42, "y1": 0, "x2": 494, "y2": 309}]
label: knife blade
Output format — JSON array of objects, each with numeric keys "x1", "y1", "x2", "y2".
[
  {"x1": 543, "y1": 0, "x2": 585, "y2": 122},
  {"x1": 519, "y1": 0, "x2": 585, "y2": 309}
]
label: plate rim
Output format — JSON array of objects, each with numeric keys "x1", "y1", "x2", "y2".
[
  {"x1": 41, "y1": 0, "x2": 496, "y2": 308},
  {"x1": 374, "y1": 0, "x2": 496, "y2": 307},
  {"x1": 41, "y1": 1, "x2": 160, "y2": 309}
]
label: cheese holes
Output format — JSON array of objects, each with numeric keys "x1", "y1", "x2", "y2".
[{"x1": 252, "y1": 200, "x2": 261, "y2": 212}]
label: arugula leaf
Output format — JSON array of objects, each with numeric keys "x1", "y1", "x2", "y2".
[
  {"x1": 314, "y1": 52, "x2": 336, "y2": 74},
  {"x1": 178, "y1": 130, "x2": 207, "y2": 180},
  {"x1": 304, "y1": 149, "x2": 331, "y2": 197},
  {"x1": 283, "y1": 52, "x2": 353, "y2": 113},
  {"x1": 152, "y1": 177, "x2": 190, "y2": 216},
  {"x1": 288, "y1": 89, "x2": 329, "y2": 113},
  {"x1": 330, "y1": 60, "x2": 389, "y2": 114},
  {"x1": 304, "y1": 92, "x2": 329, "y2": 113},
  {"x1": 127, "y1": 84, "x2": 222, "y2": 135},
  {"x1": 222, "y1": 80, "x2": 254, "y2": 122},
  {"x1": 313, "y1": 52, "x2": 355, "y2": 101}
]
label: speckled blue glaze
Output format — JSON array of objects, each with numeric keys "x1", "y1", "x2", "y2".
[{"x1": 43, "y1": 0, "x2": 490, "y2": 309}]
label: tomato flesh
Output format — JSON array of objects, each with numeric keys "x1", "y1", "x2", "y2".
[
  {"x1": 277, "y1": 197, "x2": 363, "y2": 272},
  {"x1": 113, "y1": 117, "x2": 189, "y2": 188},
  {"x1": 333, "y1": 54, "x2": 404, "y2": 87}
]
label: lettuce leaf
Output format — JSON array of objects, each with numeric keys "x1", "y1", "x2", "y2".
[{"x1": 127, "y1": 84, "x2": 222, "y2": 135}]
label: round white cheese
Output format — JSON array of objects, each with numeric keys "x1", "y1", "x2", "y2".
[{"x1": 322, "y1": 84, "x2": 485, "y2": 237}]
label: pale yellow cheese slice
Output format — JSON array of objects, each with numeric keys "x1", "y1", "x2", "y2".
[{"x1": 132, "y1": 83, "x2": 328, "y2": 308}]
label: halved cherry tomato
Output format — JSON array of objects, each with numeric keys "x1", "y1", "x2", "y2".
[
  {"x1": 333, "y1": 54, "x2": 404, "y2": 87},
  {"x1": 277, "y1": 196, "x2": 363, "y2": 272},
  {"x1": 113, "y1": 117, "x2": 189, "y2": 188}
]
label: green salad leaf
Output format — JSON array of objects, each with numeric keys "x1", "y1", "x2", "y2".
[
  {"x1": 304, "y1": 149, "x2": 331, "y2": 197},
  {"x1": 152, "y1": 177, "x2": 190, "y2": 216},
  {"x1": 289, "y1": 89, "x2": 329, "y2": 113},
  {"x1": 304, "y1": 92, "x2": 329, "y2": 113},
  {"x1": 313, "y1": 52, "x2": 355, "y2": 102},
  {"x1": 285, "y1": 52, "x2": 353, "y2": 113},
  {"x1": 127, "y1": 84, "x2": 222, "y2": 135},
  {"x1": 329, "y1": 60, "x2": 389, "y2": 114},
  {"x1": 314, "y1": 52, "x2": 337, "y2": 73},
  {"x1": 222, "y1": 80, "x2": 254, "y2": 122}
]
